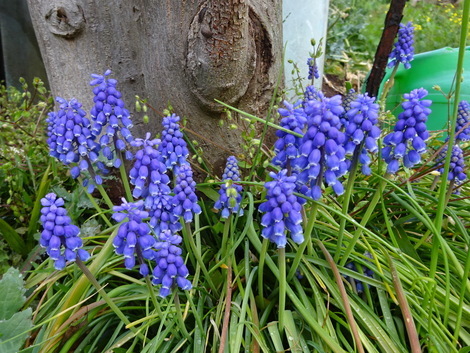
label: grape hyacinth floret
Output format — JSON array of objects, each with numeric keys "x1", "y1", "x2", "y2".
[
  {"x1": 382, "y1": 88, "x2": 432, "y2": 173},
  {"x1": 304, "y1": 85, "x2": 320, "y2": 103},
  {"x1": 152, "y1": 230, "x2": 192, "y2": 298},
  {"x1": 214, "y1": 156, "x2": 244, "y2": 218},
  {"x1": 259, "y1": 170, "x2": 304, "y2": 248},
  {"x1": 272, "y1": 101, "x2": 307, "y2": 168},
  {"x1": 307, "y1": 57, "x2": 320, "y2": 80},
  {"x1": 292, "y1": 92, "x2": 347, "y2": 200},
  {"x1": 39, "y1": 193, "x2": 90, "y2": 270},
  {"x1": 343, "y1": 93, "x2": 381, "y2": 175},
  {"x1": 388, "y1": 21, "x2": 415, "y2": 69},
  {"x1": 90, "y1": 69, "x2": 134, "y2": 165},
  {"x1": 171, "y1": 163, "x2": 202, "y2": 223},
  {"x1": 455, "y1": 100, "x2": 470, "y2": 141},
  {"x1": 46, "y1": 97, "x2": 103, "y2": 193},
  {"x1": 158, "y1": 114, "x2": 189, "y2": 173},
  {"x1": 436, "y1": 144, "x2": 467, "y2": 183},
  {"x1": 112, "y1": 198, "x2": 156, "y2": 276},
  {"x1": 129, "y1": 132, "x2": 164, "y2": 198}
]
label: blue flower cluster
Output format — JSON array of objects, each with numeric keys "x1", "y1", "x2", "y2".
[
  {"x1": 158, "y1": 114, "x2": 189, "y2": 173},
  {"x1": 388, "y1": 21, "x2": 415, "y2": 69},
  {"x1": 455, "y1": 100, "x2": 470, "y2": 141},
  {"x1": 382, "y1": 88, "x2": 431, "y2": 173},
  {"x1": 292, "y1": 93, "x2": 347, "y2": 199},
  {"x1": 46, "y1": 70, "x2": 136, "y2": 193},
  {"x1": 307, "y1": 58, "x2": 320, "y2": 80},
  {"x1": 272, "y1": 101, "x2": 307, "y2": 168},
  {"x1": 46, "y1": 98, "x2": 104, "y2": 192},
  {"x1": 129, "y1": 133, "x2": 164, "y2": 198},
  {"x1": 172, "y1": 164, "x2": 202, "y2": 223},
  {"x1": 152, "y1": 230, "x2": 192, "y2": 298},
  {"x1": 39, "y1": 193, "x2": 90, "y2": 270},
  {"x1": 128, "y1": 133, "x2": 180, "y2": 234},
  {"x1": 304, "y1": 85, "x2": 320, "y2": 103},
  {"x1": 436, "y1": 144, "x2": 467, "y2": 182},
  {"x1": 112, "y1": 198, "x2": 156, "y2": 276},
  {"x1": 214, "y1": 156, "x2": 244, "y2": 218},
  {"x1": 259, "y1": 170, "x2": 303, "y2": 248},
  {"x1": 90, "y1": 70, "x2": 134, "y2": 166},
  {"x1": 343, "y1": 93, "x2": 381, "y2": 175}
]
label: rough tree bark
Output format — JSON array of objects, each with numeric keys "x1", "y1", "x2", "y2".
[{"x1": 27, "y1": 0, "x2": 282, "y2": 174}]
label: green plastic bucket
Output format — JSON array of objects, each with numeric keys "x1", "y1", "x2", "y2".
[{"x1": 380, "y1": 47, "x2": 470, "y2": 134}]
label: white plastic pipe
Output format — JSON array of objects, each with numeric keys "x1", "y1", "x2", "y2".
[{"x1": 283, "y1": 0, "x2": 330, "y2": 97}]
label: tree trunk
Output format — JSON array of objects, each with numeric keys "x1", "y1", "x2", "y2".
[{"x1": 27, "y1": 0, "x2": 282, "y2": 174}]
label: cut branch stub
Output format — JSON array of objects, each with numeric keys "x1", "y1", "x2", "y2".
[
  {"x1": 45, "y1": 2, "x2": 85, "y2": 39},
  {"x1": 186, "y1": 0, "x2": 257, "y2": 113}
]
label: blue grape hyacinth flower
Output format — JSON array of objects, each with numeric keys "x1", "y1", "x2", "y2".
[
  {"x1": 129, "y1": 132, "x2": 164, "y2": 198},
  {"x1": 259, "y1": 170, "x2": 304, "y2": 248},
  {"x1": 340, "y1": 89, "x2": 357, "y2": 126},
  {"x1": 291, "y1": 92, "x2": 347, "y2": 200},
  {"x1": 272, "y1": 101, "x2": 307, "y2": 168},
  {"x1": 436, "y1": 144, "x2": 467, "y2": 183},
  {"x1": 46, "y1": 97, "x2": 103, "y2": 193},
  {"x1": 382, "y1": 88, "x2": 432, "y2": 173},
  {"x1": 304, "y1": 85, "x2": 320, "y2": 103},
  {"x1": 90, "y1": 69, "x2": 134, "y2": 165},
  {"x1": 171, "y1": 163, "x2": 202, "y2": 223},
  {"x1": 343, "y1": 93, "x2": 381, "y2": 175},
  {"x1": 112, "y1": 198, "x2": 156, "y2": 276},
  {"x1": 152, "y1": 230, "x2": 192, "y2": 298},
  {"x1": 455, "y1": 100, "x2": 470, "y2": 141},
  {"x1": 158, "y1": 114, "x2": 190, "y2": 173},
  {"x1": 388, "y1": 21, "x2": 415, "y2": 69},
  {"x1": 214, "y1": 156, "x2": 244, "y2": 218},
  {"x1": 39, "y1": 193, "x2": 90, "y2": 270},
  {"x1": 307, "y1": 57, "x2": 320, "y2": 80}
]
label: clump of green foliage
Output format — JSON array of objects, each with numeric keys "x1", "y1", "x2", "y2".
[{"x1": 0, "y1": 78, "x2": 53, "y2": 272}]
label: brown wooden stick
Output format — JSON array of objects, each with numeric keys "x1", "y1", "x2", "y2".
[{"x1": 365, "y1": 0, "x2": 408, "y2": 97}]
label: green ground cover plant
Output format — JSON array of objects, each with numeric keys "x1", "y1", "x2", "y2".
[{"x1": 1, "y1": 1, "x2": 469, "y2": 352}]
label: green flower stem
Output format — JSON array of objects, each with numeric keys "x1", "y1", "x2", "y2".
[
  {"x1": 287, "y1": 203, "x2": 318, "y2": 281},
  {"x1": 144, "y1": 275, "x2": 162, "y2": 317},
  {"x1": 334, "y1": 148, "x2": 361, "y2": 262},
  {"x1": 117, "y1": 150, "x2": 133, "y2": 201},
  {"x1": 214, "y1": 99, "x2": 303, "y2": 138},
  {"x1": 184, "y1": 222, "x2": 218, "y2": 294},
  {"x1": 379, "y1": 63, "x2": 399, "y2": 107},
  {"x1": 219, "y1": 215, "x2": 232, "y2": 262},
  {"x1": 431, "y1": 0, "x2": 469, "y2": 272},
  {"x1": 96, "y1": 183, "x2": 115, "y2": 210},
  {"x1": 75, "y1": 258, "x2": 146, "y2": 341},
  {"x1": 339, "y1": 176, "x2": 387, "y2": 267},
  {"x1": 437, "y1": 0, "x2": 470, "y2": 343},
  {"x1": 173, "y1": 292, "x2": 191, "y2": 341},
  {"x1": 278, "y1": 247, "x2": 286, "y2": 333},
  {"x1": 257, "y1": 238, "x2": 269, "y2": 303},
  {"x1": 83, "y1": 189, "x2": 113, "y2": 228}
]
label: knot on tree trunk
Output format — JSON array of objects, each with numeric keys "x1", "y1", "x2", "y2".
[
  {"x1": 186, "y1": 0, "x2": 257, "y2": 113},
  {"x1": 45, "y1": 1, "x2": 85, "y2": 39}
]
